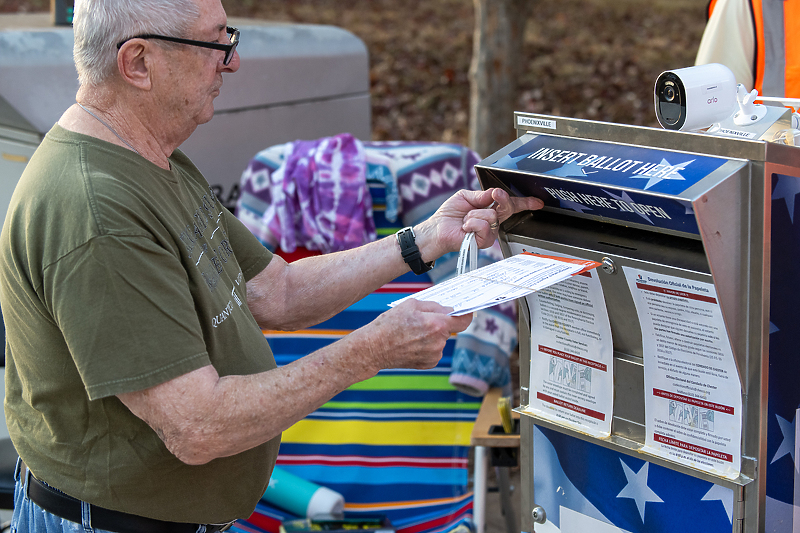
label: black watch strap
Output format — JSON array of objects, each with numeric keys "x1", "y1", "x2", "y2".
[{"x1": 396, "y1": 227, "x2": 434, "y2": 275}]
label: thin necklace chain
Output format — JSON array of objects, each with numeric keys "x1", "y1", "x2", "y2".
[{"x1": 77, "y1": 103, "x2": 140, "y2": 155}]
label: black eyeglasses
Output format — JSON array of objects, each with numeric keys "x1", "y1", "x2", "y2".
[{"x1": 117, "y1": 26, "x2": 240, "y2": 66}]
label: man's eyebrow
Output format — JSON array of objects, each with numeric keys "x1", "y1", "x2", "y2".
[{"x1": 203, "y1": 23, "x2": 226, "y2": 40}]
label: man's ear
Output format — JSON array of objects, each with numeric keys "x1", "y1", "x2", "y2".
[{"x1": 117, "y1": 41, "x2": 153, "y2": 91}]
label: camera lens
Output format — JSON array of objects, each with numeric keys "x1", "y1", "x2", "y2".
[{"x1": 655, "y1": 72, "x2": 686, "y2": 129}]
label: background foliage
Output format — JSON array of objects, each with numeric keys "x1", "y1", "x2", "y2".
[{"x1": 1, "y1": 0, "x2": 709, "y2": 146}]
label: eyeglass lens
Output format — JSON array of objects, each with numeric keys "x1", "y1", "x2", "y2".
[{"x1": 224, "y1": 28, "x2": 239, "y2": 65}]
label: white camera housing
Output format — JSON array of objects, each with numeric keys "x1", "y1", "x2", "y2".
[{"x1": 654, "y1": 63, "x2": 737, "y2": 131}]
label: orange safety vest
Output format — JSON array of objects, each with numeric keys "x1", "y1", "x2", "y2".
[{"x1": 708, "y1": 0, "x2": 800, "y2": 97}]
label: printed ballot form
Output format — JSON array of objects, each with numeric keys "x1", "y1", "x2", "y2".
[
  {"x1": 389, "y1": 251, "x2": 600, "y2": 316},
  {"x1": 510, "y1": 244, "x2": 614, "y2": 438},
  {"x1": 623, "y1": 267, "x2": 743, "y2": 479}
]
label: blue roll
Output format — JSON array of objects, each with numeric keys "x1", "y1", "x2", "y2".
[{"x1": 262, "y1": 466, "x2": 345, "y2": 517}]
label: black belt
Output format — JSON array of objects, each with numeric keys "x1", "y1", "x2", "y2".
[{"x1": 22, "y1": 463, "x2": 234, "y2": 533}]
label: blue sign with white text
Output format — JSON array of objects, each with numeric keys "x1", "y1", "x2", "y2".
[
  {"x1": 495, "y1": 135, "x2": 730, "y2": 195},
  {"x1": 480, "y1": 135, "x2": 734, "y2": 235}
]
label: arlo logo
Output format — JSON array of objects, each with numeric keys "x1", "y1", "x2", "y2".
[{"x1": 707, "y1": 96, "x2": 718, "y2": 104}]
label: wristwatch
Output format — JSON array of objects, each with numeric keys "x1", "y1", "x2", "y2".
[{"x1": 396, "y1": 227, "x2": 434, "y2": 275}]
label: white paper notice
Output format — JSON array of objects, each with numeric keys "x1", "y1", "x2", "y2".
[
  {"x1": 623, "y1": 267, "x2": 742, "y2": 479},
  {"x1": 389, "y1": 252, "x2": 599, "y2": 316},
  {"x1": 511, "y1": 244, "x2": 614, "y2": 438}
]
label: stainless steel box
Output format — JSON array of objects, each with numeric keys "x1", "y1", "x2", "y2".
[{"x1": 476, "y1": 111, "x2": 800, "y2": 533}]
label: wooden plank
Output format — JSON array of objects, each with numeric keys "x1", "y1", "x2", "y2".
[{"x1": 470, "y1": 388, "x2": 520, "y2": 448}]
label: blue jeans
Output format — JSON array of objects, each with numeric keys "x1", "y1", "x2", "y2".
[{"x1": 10, "y1": 458, "x2": 115, "y2": 533}]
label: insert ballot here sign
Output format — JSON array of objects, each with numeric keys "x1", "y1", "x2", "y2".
[{"x1": 482, "y1": 134, "x2": 732, "y2": 235}]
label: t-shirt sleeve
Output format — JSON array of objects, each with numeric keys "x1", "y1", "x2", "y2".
[
  {"x1": 45, "y1": 234, "x2": 212, "y2": 400},
  {"x1": 223, "y1": 207, "x2": 272, "y2": 282}
]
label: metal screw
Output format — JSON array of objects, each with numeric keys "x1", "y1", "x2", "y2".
[
  {"x1": 601, "y1": 257, "x2": 616, "y2": 274},
  {"x1": 531, "y1": 506, "x2": 547, "y2": 524}
]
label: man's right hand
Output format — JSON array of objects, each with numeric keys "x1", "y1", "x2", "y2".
[{"x1": 350, "y1": 299, "x2": 473, "y2": 377}]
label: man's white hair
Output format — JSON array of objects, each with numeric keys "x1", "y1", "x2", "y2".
[{"x1": 73, "y1": 0, "x2": 201, "y2": 87}]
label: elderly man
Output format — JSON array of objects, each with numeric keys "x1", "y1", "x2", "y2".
[{"x1": 0, "y1": 0, "x2": 541, "y2": 532}]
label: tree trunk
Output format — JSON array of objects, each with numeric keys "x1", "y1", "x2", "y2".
[{"x1": 469, "y1": 0, "x2": 531, "y2": 158}]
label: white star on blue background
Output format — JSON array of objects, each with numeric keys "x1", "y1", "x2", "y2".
[
  {"x1": 616, "y1": 460, "x2": 664, "y2": 523},
  {"x1": 494, "y1": 153, "x2": 528, "y2": 169},
  {"x1": 546, "y1": 160, "x2": 592, "y2": 178},
  {"x1": 560, "y1": 199, "x2": 593, "y2": 213},
  {"x1": 628, "y1": 158, "x2": 691, "y2": 190},
  {"x1": 602, "y1": 189, "x2": 654, "y2": 225},
  {"x1": 772, "y1": 175, "x2": 800, "y2": 223},
  {"x1": 772, "y1": 413, "x2": 795, "y2": 465},
  {"x1": 701, "y1": 484, "x2": 734, "y2": 523}
]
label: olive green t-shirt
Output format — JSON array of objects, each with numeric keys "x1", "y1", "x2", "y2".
[{"x1": 0, "y1": 125, "x2": 280, "y2": 524}]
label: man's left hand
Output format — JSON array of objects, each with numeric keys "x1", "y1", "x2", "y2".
[{"x1": 414, "y1": 188, "x2": 544, "y2": 258}]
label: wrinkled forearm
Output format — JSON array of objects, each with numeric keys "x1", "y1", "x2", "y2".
[
  {"x1": 246, "y1": 228, "x2": 447, "y2": 331},
  {"x1": 118, "y1": 329, "x2": 381, "y2": 465},
  {"x1": 244, "y1": 188, "x2": 531, "y2": 331}
]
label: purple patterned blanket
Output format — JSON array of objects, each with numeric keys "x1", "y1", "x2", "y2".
[{"x1": 236, "y1": 134, "x2": 517, "y2": 397}]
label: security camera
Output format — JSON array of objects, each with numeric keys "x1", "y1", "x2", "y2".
[{"x1": 654, "y1": 63, "x2": 737, "y2": 131}]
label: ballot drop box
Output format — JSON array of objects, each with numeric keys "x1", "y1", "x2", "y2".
[{"x1": 475, "y1": 112, "x2": 800, "y2": 533}]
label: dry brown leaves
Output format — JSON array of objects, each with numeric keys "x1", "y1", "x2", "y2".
[
  {"x1": 2, "y1": 0, "x2": 710, "y2": 148},
  {"x1": 226, "y1": 0, "x2": 708, "y2": 146}
]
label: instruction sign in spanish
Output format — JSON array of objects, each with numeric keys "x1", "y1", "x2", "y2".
[
  {"x1": 510, "y1": 244, "x2": 614, "y2": 438},
  {"x1": 623, "y1": 267, "x2": 742, "y2": 479},
  {"x1": 389, "y1": 252, "x2": 600, "y2": 316}
]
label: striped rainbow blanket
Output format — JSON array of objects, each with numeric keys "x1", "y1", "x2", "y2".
[{"x1": 233, "y1": 137, "x2": 519, "y2": 533}]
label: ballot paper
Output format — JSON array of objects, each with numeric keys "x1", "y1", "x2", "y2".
[{"x1": 389, "y1": 252, "x2": 601, "y2": 316}]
